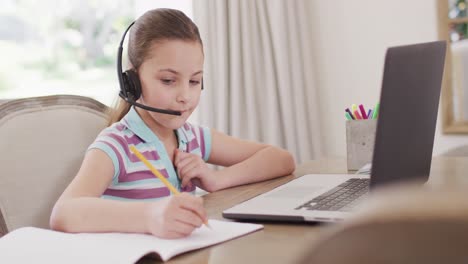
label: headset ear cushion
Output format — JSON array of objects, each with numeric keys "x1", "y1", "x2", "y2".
[{"x1": 123, "y1": 70, "x2": 142, "y2": 100}]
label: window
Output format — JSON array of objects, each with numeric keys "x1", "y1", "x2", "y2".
[{"x1": 0, "y1": 0, "x2": 193, "y2": 106}]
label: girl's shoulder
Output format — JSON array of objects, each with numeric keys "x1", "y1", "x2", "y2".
[
  {"x1": 179, "y1": 121, "x2": 207, "y2": 131},
  {"x1": 93, "y1": 121, "x2": 136, "y2": 147},
  {"x1": 178, "y1": 122, "x2": 211, "y2": 140},
  {"x1": 101, "y1": 120, "x2": 131, "y2": 135},
  {"x1": 177, "y1": 122, "x2": 212, "y2": 161}
]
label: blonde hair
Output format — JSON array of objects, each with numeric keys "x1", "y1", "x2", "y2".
[{"x1": 108, "y1": 8, "x2": 203, "y2": 125}]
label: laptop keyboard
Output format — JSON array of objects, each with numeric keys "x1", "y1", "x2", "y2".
[{"x1": 295, "y1": 178, "x2": 369, "y2": 212}]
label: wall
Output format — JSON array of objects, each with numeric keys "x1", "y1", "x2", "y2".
[{"x1": 307, "y1": 0, "x2": 468, "y2": 158}]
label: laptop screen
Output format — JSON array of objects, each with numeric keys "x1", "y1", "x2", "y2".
[{"x1": 370, "y1": 41, "x2": 447, "y2": 188}]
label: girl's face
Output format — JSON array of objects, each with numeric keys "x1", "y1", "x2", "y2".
[{"x1": 137, "y1": 40, "x2": 204, "y2": 130}]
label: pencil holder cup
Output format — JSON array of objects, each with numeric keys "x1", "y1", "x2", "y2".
[{"x1": 346, "y1": 119, "x2": 377, "y2": 171}]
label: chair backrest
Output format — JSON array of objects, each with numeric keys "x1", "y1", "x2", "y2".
[
  {"x1": 0, "y1": 99, "x2": 11, "y2": 105},
  {"x1": 299, "y1": 185, "x2": 468, "y2": 264},
  {"x1": 0, "y1": 95, "x2": 108, "y2": 236}
]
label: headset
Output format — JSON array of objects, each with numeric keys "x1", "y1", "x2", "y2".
[{"x1": 117, "y1": 21, "x2": 204, "y2": 116}]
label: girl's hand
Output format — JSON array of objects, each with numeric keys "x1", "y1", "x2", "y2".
[
  {"x1": 145, "y1": 193, "x2": 207, "y2": 239},
  {"x1": 174, "y1": 149, "x2": 217, "y2": 192}
]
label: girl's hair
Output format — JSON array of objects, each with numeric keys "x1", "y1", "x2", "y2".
[{"x1": 107, "y1": 8, "x2": 203, "y2": 125}]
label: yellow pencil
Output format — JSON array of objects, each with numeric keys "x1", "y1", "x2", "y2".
[{"x1": 129, "y1": 145, "x2": 211, "y2": 229}]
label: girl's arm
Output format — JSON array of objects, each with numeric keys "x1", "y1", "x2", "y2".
[
  {"x1": 176, "y1": 129, "x2": 295, "y2": 192},
  {"x1": 50, "y1": 150, "x2": 206, "y2": 238},
  {"x1": 50, "y1": 149, "x2": 148, "y2": 233},
  {"x1": 208, "y1": 129, "x2": 295, "y2": 190}
]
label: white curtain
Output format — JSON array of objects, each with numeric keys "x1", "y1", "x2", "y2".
[{"x1": 193, "y1": 0, "x2": 322, "y2": 163}]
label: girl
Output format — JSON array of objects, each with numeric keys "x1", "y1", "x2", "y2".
[{"x1": 50, "y1": 8, "x2": 295, "y2": 239}]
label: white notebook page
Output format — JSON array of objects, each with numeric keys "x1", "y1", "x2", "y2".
[{"x1": 0, "y1": 219, "x2": 263, "y2": 263}]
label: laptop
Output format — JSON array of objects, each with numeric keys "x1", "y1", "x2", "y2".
[{"x1": 222, "y1": 40, "x2": 447, "y2": 223}]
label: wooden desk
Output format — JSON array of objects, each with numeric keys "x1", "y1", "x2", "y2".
[{"x1": 142, "y1": 157, "x2": 468, "y2": 264}]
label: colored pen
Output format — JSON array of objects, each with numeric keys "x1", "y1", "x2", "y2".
[
  {"x1": 368, "y1": 110, "x2": 372, "y2": 119},
  {"x1": 372, "y1": 103, "x2": 380, "y2": 119},
  {"x1": 129, "y1": 145, "x2": 211, "y2": 229},
  {"x1": 345, "y1": 112, "x2": 353, "y2": 120},
  {"x1": 353, "y1": 110, "x2": 362, "y2": 120},
  {"x1": 358, "y1": 104, "x2": 367, "y2": 119},
  {"x1": 351, "y1": 104, "x2": 358, "y2": 114},
  {"x1": 345, "y1": 108, "x2": 355, "y2": 120}
]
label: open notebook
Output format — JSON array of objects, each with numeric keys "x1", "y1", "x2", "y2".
[{"x1": 0, "y1": 220, "x2": 263, "y2": 263}]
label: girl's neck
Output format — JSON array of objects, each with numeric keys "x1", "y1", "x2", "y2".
[{"x1": 136, "y1": 108, "x2": 174, "y2": 142}]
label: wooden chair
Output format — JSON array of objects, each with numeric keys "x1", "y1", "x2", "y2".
[
  {"x1": 299, "y1": 185, "x2": 468, "y2": 264},
  {"x1": 0, "y1": 95, "x2": 108, "y2": 236}
]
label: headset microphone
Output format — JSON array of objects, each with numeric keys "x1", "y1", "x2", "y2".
[{"x1": 117, "y1": 21, "x2": 182, "y2": 116}]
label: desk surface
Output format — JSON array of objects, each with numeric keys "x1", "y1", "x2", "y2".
[{"x1": 142, "y1": 157, "x2": 468, "y2": 264}]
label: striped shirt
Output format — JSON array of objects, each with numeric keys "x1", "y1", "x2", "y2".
[{"x1": 88, "y1": 107, "x2": 212, "y2": 201}]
